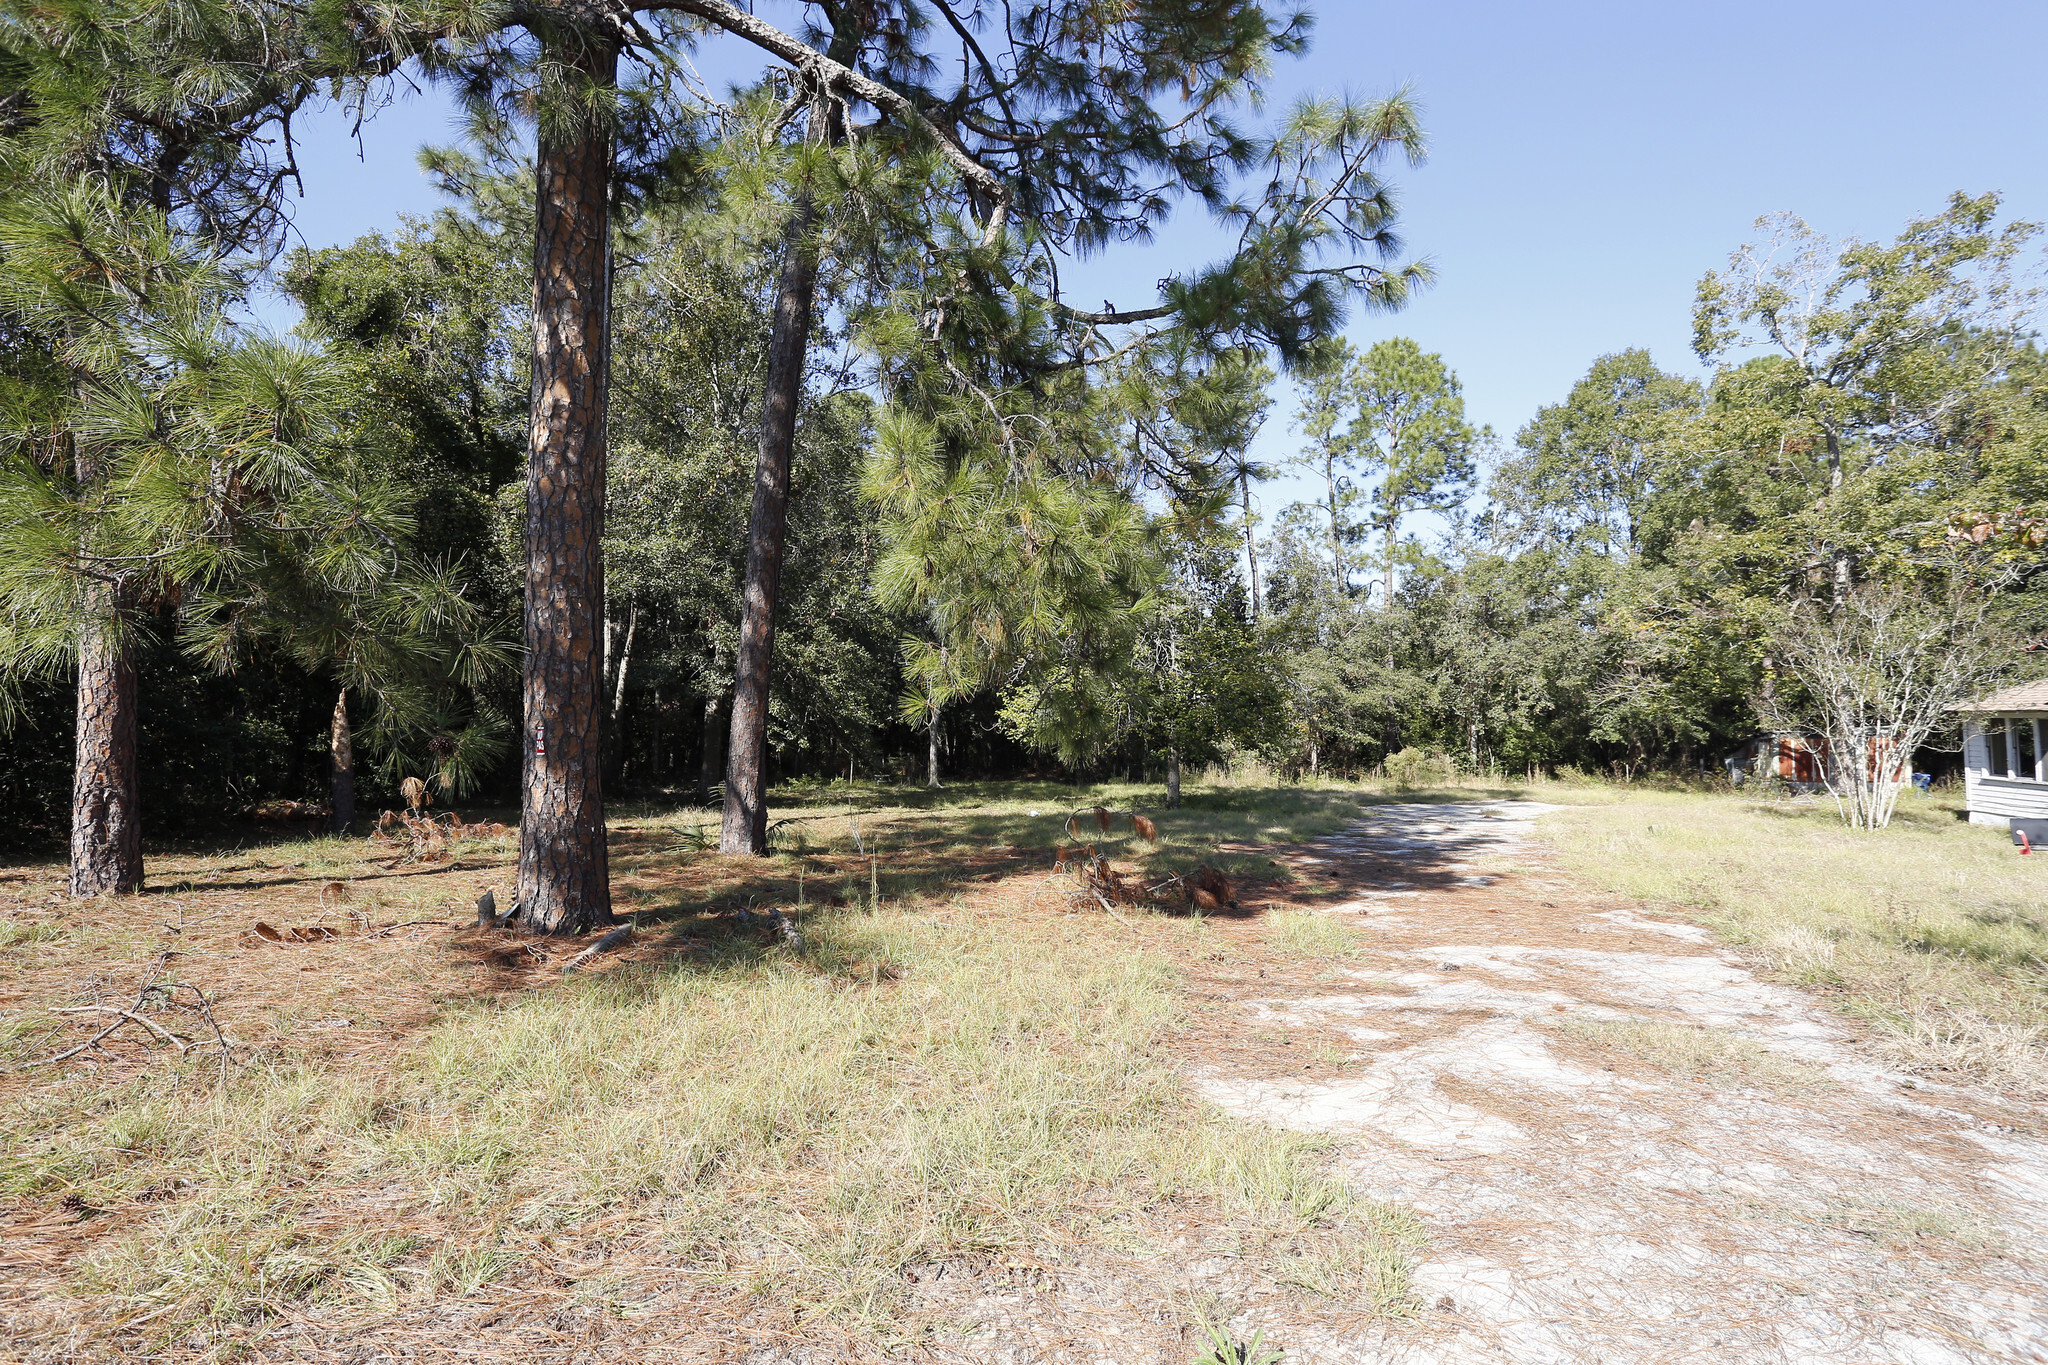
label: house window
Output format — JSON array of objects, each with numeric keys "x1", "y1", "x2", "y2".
[
  {"x1": 2017, "y1": 719, "x2": 2041, "y2": 782},
  {"x1": 1986, "y1": 722, "x2": 2008, "y2": 777}
]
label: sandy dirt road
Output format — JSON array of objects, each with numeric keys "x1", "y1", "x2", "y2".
[{"x1": 1190, "y1": 800, "x2": 2048, "y2": 1364}]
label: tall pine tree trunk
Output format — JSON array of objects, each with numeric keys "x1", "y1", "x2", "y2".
[
  {"x1": 1382, "y1": 512, "x2": 1398, "y2": 612},
  {"x1": 519, "y1": 31, "x2": 617, "y2": 933},
  {"x1": 329, "y1": 688, "x2": 354, "y2": 835},
  {"x1": 721, "y1": 196, "x2": 819, "y2": 854},
  {"x1": 926, "y1": 698, "x2": 942, "y2": 790},
  {"x1": 70, "y1": 590, "x2": 141, "y2": 897}
]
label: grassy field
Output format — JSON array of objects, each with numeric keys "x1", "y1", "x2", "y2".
[
  {"x1": 0, "y1": 776, "x2": 1415, "y2": 1362},
  {"x1": 6, "y1": 770, "x2": 2040, "y2": 1358},
  {"x1": 1533, "y1": 780, "x2": 2048, "y2": 1097}
]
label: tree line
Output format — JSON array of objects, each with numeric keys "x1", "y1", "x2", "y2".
[
  {"x1": 1250, "y1": 196, "x2": 2046, "y2": 798},
  {"x1": 4, "y1": 0, "x2": 2043, "y2": 906},
  {"x1": 1, "y1": 0, "x2": 1437, "y2": 925}
]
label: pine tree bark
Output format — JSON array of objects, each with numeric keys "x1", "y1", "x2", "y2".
[
  {"x1": 518, "y1": 31, "x2": 618, "y2": 934},
  {"x1": 330, "y1": 688, "x2": 354, "y2": 834},
  {"x1": 927, "y1": 699, "x2": 942, "y2": 789},
  {"x1": 721, "y1": 197, "x2": 820, "y2": 855},
  {"x1": 70, "y1": 590, "x2": 142, "y2": 897},
  {"x1": 1382, "y1": 513, "x2": 1398, "y2": 612}
]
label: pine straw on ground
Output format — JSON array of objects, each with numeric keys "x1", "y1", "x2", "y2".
[{"x1": 0, "y1": 784, "x2": 1419, "y2": 1363}]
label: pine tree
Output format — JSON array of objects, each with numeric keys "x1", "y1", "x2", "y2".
[
  {"x1": 1344, "y1": 339, "x2": 1483, "y2": 610},
  {"x1": 659, "y1": 2, "x2": 1432, "y2": 852},
  {"x1": 0, "y1": 187, "x2": 413, "y2": 893},
  {"x1": 0, "y1": 0, "x2": 389, "y2": 249}
]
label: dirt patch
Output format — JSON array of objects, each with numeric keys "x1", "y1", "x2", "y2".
[{"x1": 1180, "y1": 801, "x2": 2048, "y2": 1364}]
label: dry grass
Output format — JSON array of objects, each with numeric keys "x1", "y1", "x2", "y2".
[
  {"x1": 1262, "y1": 911, "x2": 1362, "y2": 962},
  {"x1": 0, "y1": 777, "x2": 1418, "y2": 1361},
  {"x1": 1549, "y1": 1017, "x2": 1836, "y2": 1092},
  {"x1": 1800, "y1": 1198, "x2": 2006, "y2": 1256},
  {"x1": 1532, "y1": 783, "x2": 2048, "y2": 1096}
]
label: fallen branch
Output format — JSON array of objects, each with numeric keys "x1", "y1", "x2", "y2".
[
  {"x1": 369, "y1": 919, "x2": 457, "y2": 938},
  {"x1": 25, "y1": 1008, "x2": 148, "y2": 1069},
  {"x1": 49, "y1": 1005, "x2": 192, "y2": 1049},
  {"x1": 20, "y1": 956, "x2": 244, "y2": 1081},
  {"x1": 1087, "y1": 884, "x2": 1137, "y2": 930},
  {"x1": 560, "y1": 927, "x2": 634, "y2": 975},
  {"x1": 175, "y1": 981, "x2": 240, "y2": 1086},
  {"x1": 19, "y1": 956, "x2": 174, "y2": 1069}
]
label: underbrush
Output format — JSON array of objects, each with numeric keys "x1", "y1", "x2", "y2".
[{"x1": 1538, "y1": 788, "x2": 2048, "y2": 1096}]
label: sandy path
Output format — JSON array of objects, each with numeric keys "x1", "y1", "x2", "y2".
[{"x1": 1194, "y1": 801, "x2": 2048, "y2": 1365}]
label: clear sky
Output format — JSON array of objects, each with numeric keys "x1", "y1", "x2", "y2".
[{"x1": 265, "y1": 0, "x2": 2048, "y2": 514}]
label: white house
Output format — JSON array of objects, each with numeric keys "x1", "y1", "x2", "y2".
[{"x1": 1959, "y1": 681, "x2": 2048, "y2": 829}]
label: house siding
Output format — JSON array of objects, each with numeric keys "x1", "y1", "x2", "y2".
[{"x1": 1962, "y1": 718, "x2": 2048, "y2": 828}]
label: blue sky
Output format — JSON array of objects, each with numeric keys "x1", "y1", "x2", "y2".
[{"x1": 265, "y1": 0, "x2": 2048, "y2": 516}]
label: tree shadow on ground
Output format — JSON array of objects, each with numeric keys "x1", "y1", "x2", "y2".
[
  {"x1": 1219, "y1": 790, "x2": 1545, "y2": 913},
  {"x1": 597, "y1": 784, "x2": 1403, "y2": 932}
]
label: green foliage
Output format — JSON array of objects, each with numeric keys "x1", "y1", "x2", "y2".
[
  {"x1": 0, "y1": 188, "x2": 383, "y2": 676},
  {"x1": 1284, "y1": 337, "x2": 1482, "y2": 604},
  {"x1": 864, "y1": 394, "x2": 1159, "y2": 724},
  {"x1": 281, "y1": 198, "x2": 527, "y2": 574},
  {"x1": 1494, "y1": 349, "x2": 1703, "y2": 559},
  {"x1": 0, "y1": 0, "x2": 361, "y2": 252},
  {"x1": 1193, "y1": 1325, "x2": 1285, "y2": 1365},
  {"x1": 997, "y1": 541, "x2": 1287, "y2": 773},
  {"x1": 1382, "y1": 746, "x2": 1456, "y2": 789},
  {"x1": 1689, "y1": 193, "x2": 2044, "y2": 588},
  {"x1": 8, "y1": 0, "x2": 2042, "y2": 838},
  {"x1": 0, "y1": 184, "x2": 510, "y2": 812},
  {"x1": 1257, "y1": 193, "x2": 2048, "y2": 784}
]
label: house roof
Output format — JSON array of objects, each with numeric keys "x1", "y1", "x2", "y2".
[{"x1": 1956, "y1": 680, "x2": 2048, "y2": 712}]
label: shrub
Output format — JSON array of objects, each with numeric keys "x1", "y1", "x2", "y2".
[{"x1": 1383, "y1": 747, "x2": 1457, "y2": 790}]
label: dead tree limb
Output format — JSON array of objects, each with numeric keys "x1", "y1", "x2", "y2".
[
  {"x1": 19, "y1": 955, "x2": 172, "y2": 1069},
  {"x1": 49, "y1": 1005, "x2": 192, "y2": 1049},
  {"x1": 560, "y1": 926, "x2": 634, "y2": 975},
  {"x1": 767, "y1": 908, "x2": 805, "y2": 952}
]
